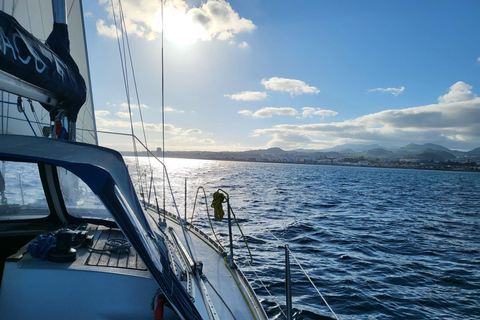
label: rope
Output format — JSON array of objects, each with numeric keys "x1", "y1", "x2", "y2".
[
  {"x1": 189, "y1": 187, "x2": 253, "y2": 266},
  {"x1": 205, "y1": 277, "x2": 237, "y2": 320},
  {"x1": 223, "y1": 256, "x2": 259, "y2": 320},
  {"x1": 246, "y1": 264, "x2": 287, "y2": 319},
  {"x1": 110, "y1": 0, "x2": 141, "y2": 190},
  {"x1": 28, "y1": 232, "x2": 57, "y2": 260},
  {"x1": 118, "y1": 0, "x2": 153, "y2": 198},
  {"x1": 60, "y1": 129, "x2": 335, "y2": 318},
  {"x1": 211, "y1": 190, "x2": 226, "y2": 221},
  {"x1": 28, "y1": 99, "x2": 44, "y2": 135},
  {"x1": 218, "y1": 189, "x2": 253, "y2": 266},
  {"x1": 161, "y1": 0, "x2": 166, "y2": 217},
  {"x1": 88, "y1": 238, "x2": 131, "y2": 254},
  {"x1": 286, "y1": 246, "x2": 340, "y2": 320},
  {"x1": 189, "y1": 187, "x2": 226, "y2": 252},
  {"x1": 0, "y1": 100, "x2": 17, "y2": 105},
  {"x1": 17, "y1": 97, "x2": 37, "y2": 136}
]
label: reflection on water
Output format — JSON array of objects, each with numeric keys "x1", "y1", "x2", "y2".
[{"x1": 126, "y1": 157, "x2": 480, "y2": 320}]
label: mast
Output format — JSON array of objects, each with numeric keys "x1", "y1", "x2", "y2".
[
  {"x1": 51, "y1": 0, "x2": 74, "y2": 141},
  {"x1": 52, "y1": 0, "x2": 67, "y2": 25},
  {"x1": 0, "y1": 1, "x2": 88, "y2": 141}
]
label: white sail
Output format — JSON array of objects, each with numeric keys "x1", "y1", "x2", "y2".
[{"x1": 0, "y1": 0, "x2": 97, "y2": 144}]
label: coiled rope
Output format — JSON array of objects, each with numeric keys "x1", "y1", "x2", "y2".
[{"x1": 28, "y1": 232, "x2": 57, "y2": 260}]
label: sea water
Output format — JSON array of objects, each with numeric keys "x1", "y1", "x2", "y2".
[{"x1": 127, "y1": 157, "x2": 480, "y2": 320}]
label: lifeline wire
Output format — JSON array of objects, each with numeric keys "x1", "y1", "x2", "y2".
[{"x1": 242, "y1": 209, "x2": 340, "y2": 320}]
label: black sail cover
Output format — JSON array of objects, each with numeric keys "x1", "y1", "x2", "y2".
[{"x1": 0, "y1": 10, "x2": 86, "y2": 122}]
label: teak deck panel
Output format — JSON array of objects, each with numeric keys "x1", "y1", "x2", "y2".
[{"x1": 85, "y1": 228, "x2": 146, "y2": 271}]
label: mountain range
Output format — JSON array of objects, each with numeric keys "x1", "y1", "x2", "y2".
[
  {"x1": 127, "y1": 143, "x2": 480, "y2": 163},
  {"x1": 247, "y1": 143, "x2": 480, "y2": 162}
]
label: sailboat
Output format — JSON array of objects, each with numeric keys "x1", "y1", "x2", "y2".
[{"x1": 0, "y1": 1, "x2": 268, "y2": 319}]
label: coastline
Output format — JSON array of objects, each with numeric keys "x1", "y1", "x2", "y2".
[{"x1": 123, "y1": 153, "x2": 480, "y2": 173}]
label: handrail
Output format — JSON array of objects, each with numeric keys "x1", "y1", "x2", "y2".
[{"x1": 76, "y1": 128, "x2": 340, "y2": 320}]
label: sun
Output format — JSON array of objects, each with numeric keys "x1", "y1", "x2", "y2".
[{"x1": 152, "y1": 7, "x2": 207, "y2": 45}]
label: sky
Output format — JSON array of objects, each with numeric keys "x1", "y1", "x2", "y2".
[{"x1": 82, "y1": 0, "x2": 480, "y2": 152}]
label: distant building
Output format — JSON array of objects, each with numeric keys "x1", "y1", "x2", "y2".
[{"x1": 400, "y1": 158, "x2": 420, "y2": 163}]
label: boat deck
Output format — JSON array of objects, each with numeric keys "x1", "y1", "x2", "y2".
[
  {"x1": 86, "y1": 227, "x2": 147, "y2": 270},
  {"x1": 0, "y1": 226, "x2": 164, "y2": 320},
  {"x1": 0, "y1": 219, "x2": 266, "y2": 320},
  {"x1": 160, "y1": 209, "x2": 267, "y2": 320}
]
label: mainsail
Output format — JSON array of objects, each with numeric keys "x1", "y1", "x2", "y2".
[
  {"x1": 0, "y1": 0, "x2": 96, "y2": 144},
  {"x1": 0, "y1": 10, "x2": 86, "y2": 120}
]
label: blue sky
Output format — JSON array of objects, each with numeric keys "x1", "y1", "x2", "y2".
[{"x1": 83, "y1": 0, "x2": 480, "y2": 152}]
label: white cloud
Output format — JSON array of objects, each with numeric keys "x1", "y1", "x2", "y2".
[
  {"x1": 85, "y1": 11, "x2": 93, "y2": 18},
  {"x1": 165, "y1": 106, "x2": 184, "y2": 113},
  {"x1": 95, "y1": 110, "x2": 110, "y2": 117},
  {"x1": 238, "y1": 41, "x2": 248, "y2": 49},
  {"x1": 261, "y1": 77, "x2": 320, "y2": 97},
  {"x1": 167, "y1": 136, "x2": 215, "y2": 146},
  {"x1": 95, "y1": 114, "x2": 191, "y2": 137},
  {"x1": 96, "y1": 19, "x2": 121, "y2": 39},
  {"x1": 120, "y1": 102, "x2": 150, "y2": 110},
  {"x1": 263, "y1": 132, "x2": 314, "y2": 150},
  {"x1": 238, "y1": 110, "x2": 252, "y2": 116},
  {"x1": 182, "y1": 128, "x2": 202, "y2": 135},
  {"x1": 94, "y1": 111, "x2": 208, "y2": 148},
  {"x1": 247, "y1": 107, "x2": 298, "y2": 118},
  {"x1": 97, "y1": 0, "x2": 256, "y2": 44},
  {"x1": 116, "y1": 111, "x2": 131, "y2": 118},
  {"x1": 225, "y1": 91, "x2": 267, "y2": 101},
  {"x1": 252, "y1": 82, "x2": 480, "y2": 150},
  {"x1": 367, "y1": 86, "x2": 405, "y2": 96},
  {"x1": 477, "y1": 57, "x2": 480, "y2": 63},
  {"x1": 300, "y1": 107, "x2": 338, "y2": 119},
  {"x1": 239, "y1": 106, "x2": 337, "y2": 119},
  {"x1": 438, "y1": 81, "x2": 476, "y2": 103}
]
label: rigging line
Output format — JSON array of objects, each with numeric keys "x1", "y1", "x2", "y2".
[
  {"x1": 11, "y1": 0, "x2": 18, "y2": 15},
  {"x1": 246, "y1": 264, "x2": 287, "y2": 319},
  {"x1": 1, "y1": 92, "x2": 4, "y2": 135},
  {"x1": 242, "y1": 209, "x2": 339, "y2": 319},
  {"x1": 6, "y1": 93, "x2": 10, "y2": 134},
  {"x1": 0, "y1": 114, "x2": 49, "y2": 126},
  {"x1": 37, "y1": 0, "x2": 46, "y2": 120},
  {"x1": 92, "y1": 127, "x2": 195, "y2": 260},
  {"x1": 286, "y1": 246, "x2": 340, "y2": 320},
  {"x1": 161, "y1": 0, "x2": 166, "y2": 218},
  {"x1": 110, "y1": 0, "x2": 141, "y2": 183},
  {"x1": 204, "y1": 277, "x2": 237, "y2": 320},
  {"x1": 28, "y1": 100, "x2": 43, "y2": 134},
  {"x1": 118, "y1": 0, "x2": 152, "y2": 197},
  {"x1": 26, "y1": 1, "x2": 32, "y2": 34},
  {"x1": 118, "y1": 0, "x2": 150, "y2": 150},
  {"x1": 18, "y1": 107, "x2": 37, "y2": 137},
  {"x1": 67, "y1": 0, "x2": 76, "y2": 18},
  {"x1": 0, "y1": 100, "x2": 17, "y2": 105},
  {"x1": 117, "y1": 1, "x2": 143, "y2": 188},
  {"x1": 112, "y1": 1, "x2": 132, "y2": 129},
  {"x1": 38, "y1": 0, "x2": 46, "y2": 40}
]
